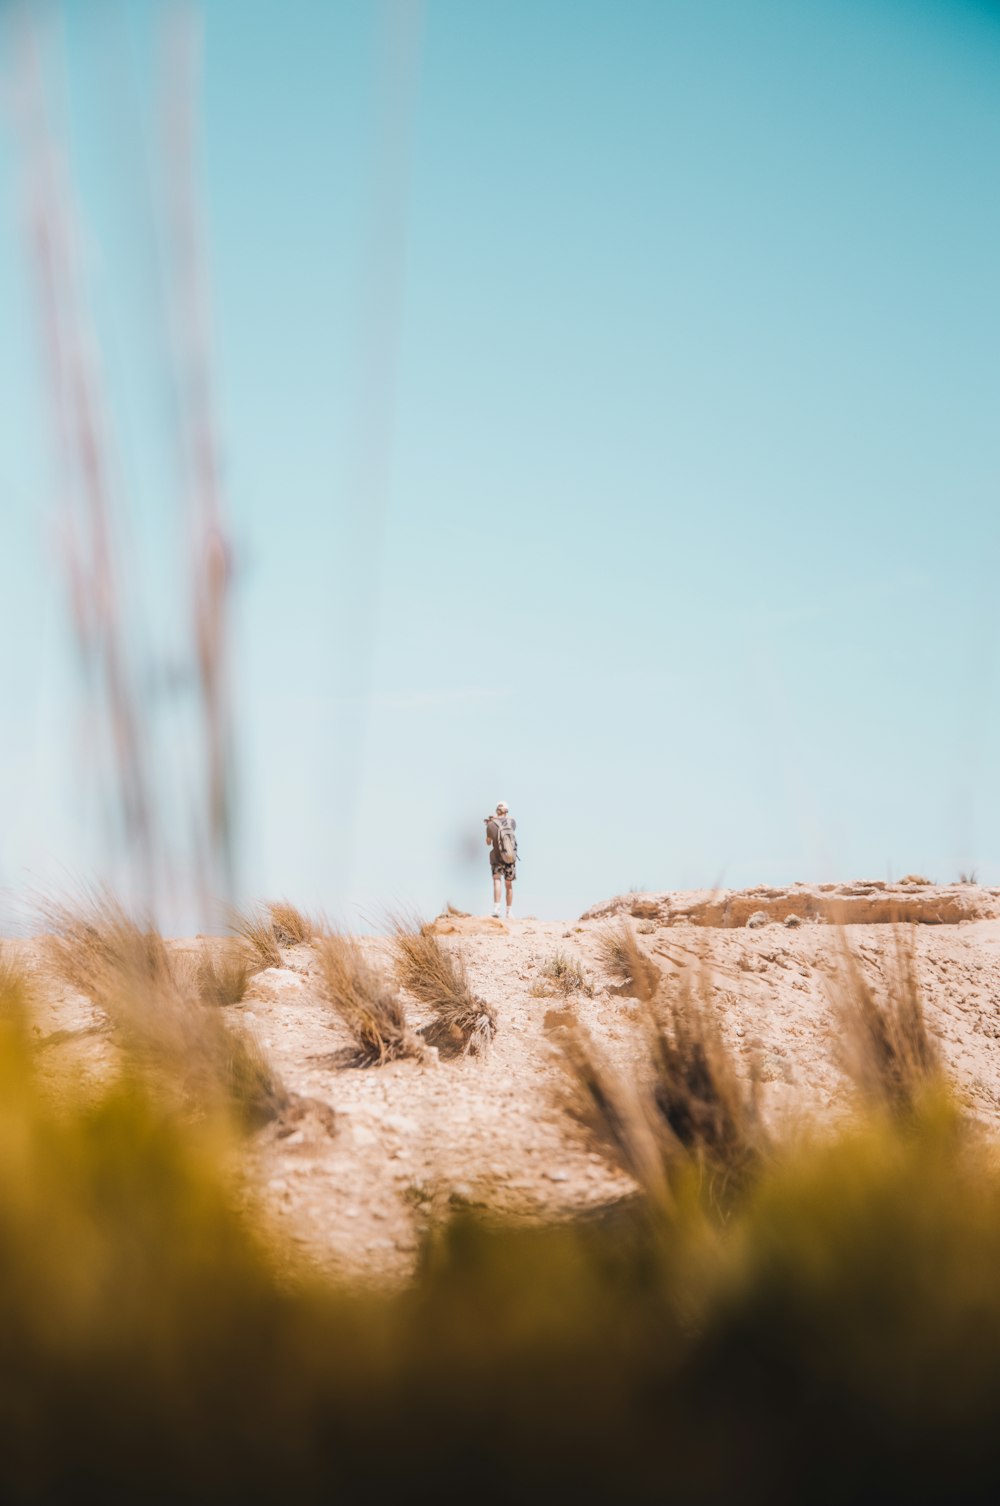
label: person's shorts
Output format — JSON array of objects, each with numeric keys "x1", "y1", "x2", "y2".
[{"x1": 491, "y1": 860, "x2": 516, "y2": 883}]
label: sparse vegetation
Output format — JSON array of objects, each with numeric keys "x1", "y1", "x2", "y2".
[
  {"x1": 268, "y1": 900, "x2": 315, "y2": 946},
  {"x1": 899, "y1": 873, "x2": 932, "y2": 886},
  {"x1": 231, "y1": 906, "x2": 283, "y2": 971},
  {"x1": 537, "y1": 951, "x2": 595, "y2": 998},
  {"x1": 390, "y1": 919, "x2": 496, "y2": 1056},
  {"x1": 11, "y1": 901, "x2": 1000, "y2": 1502},
  {"x1": 5, "y1": 982, "x2": 1000, "y2": 1504},
  {"x1": 831, "y1": 930, "x2": 945, "y2": 1119},
  {"x1": 958, "y1": 869, "x2": 978, "y2": 886},
  {"x1": 596, "y1": 921, "x2": 660, "y2": 1001},
  {"x1": 315, "y1": 933, "x2": 426, "y2": 1066}
]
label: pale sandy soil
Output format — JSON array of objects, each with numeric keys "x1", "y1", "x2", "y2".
[{"x1": 12, "y1": 881, "x2": 1000, "y2": 1285}]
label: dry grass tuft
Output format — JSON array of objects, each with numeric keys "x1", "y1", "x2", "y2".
[
  {"x1": 316, "y1": 933, "x2": 427, "y2": 1067},
  {"x1": 831, "y1": 931, "x2": 944, "y2": 1118},
  {"x1": 645, "y1": 968, "x2": 767, "y2": 1204},
  {"x1": 537, "y1": 952, "x2": 594, "y2": 998},
  {"x1": 267, "y1": 900, "x2": 315, "y2": 946},
  {"x1": 42, "y1": 896, "x2": 288, "y2": 1129},
  {"x1": 391, "y1": 919, "x2": 496, "y2": 1057},
  {"x1": 42, "y1": 892, "x2": 172, "y2": 1004},
  {"x1": 0, "y1": 945, "x2": 35, "y2": 1042},
  {"x1": 231, "y1": 906, "x2": 283, "y2": 971},
  {"x1": 562, "y1": 965, "x2": 766, "y2": 1210},
  {"x1": 0, "y1": 949, "x2": 33, "y2": 1023},
  {"x1": 197, "y1": 940, "x2": 254, "y2": 1007},
  {"x1": 899, "y1": 873, "x2": 932, "y2": 886},
  {"x1": 224, "y1": 1023, "x2": 291, "y2": 1128},
  {"x1": 596, "y1": 922, "x2": 660, "y2": 1001},
  {"x1": 560, "y1": 1028, "x2": 672, "y2": 1206}
]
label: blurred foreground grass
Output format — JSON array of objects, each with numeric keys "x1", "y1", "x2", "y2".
[{"x1": 3, "y1": 956, "x2": 1000, "y2": 1504}]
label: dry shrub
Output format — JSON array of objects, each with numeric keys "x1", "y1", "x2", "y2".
[
  {"x1": 197, "y1": 940, "x2": 254, "y2": 1007},
  {"x1": 562, "y1": 966, "x2": 766, "y2": 1211},
  {"x1": 596, "y1": 922, "x2": 660, "y2": 1001},
  {"x1": 268, "y1": 900, "x2": 315, "y2": 946},
  {"x1": 538, "y1": 952, "x2": 594, "y2": 998},
  {"x1": 316, "y1": 933, "x2": 426, "y2": 1067},
  {"x1": 43, "y1": 896, "x2": 288, "y2": 1129},
  {"x1": 231, "y1": 906, "x2": 282, "y2": 971},
  {"x1": 899, "y1": 874, "x2": 932, "y2": 886},
  {"x1": 391, "y1": 919, "x2": 496, "y2": 1057},
  {"x1": 831, "y1": 930, "x2": 944, "y2": 1118}
]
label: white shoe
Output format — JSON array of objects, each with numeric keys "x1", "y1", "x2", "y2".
[
  {"x1": 491, "y1": 905, "x2": 500, "y2": 918},
  {"x1": 506, "y1": 909, "x2": 514, "y2": 921}
]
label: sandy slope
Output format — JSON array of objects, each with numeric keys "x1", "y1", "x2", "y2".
[{"x1": 14, "y1": 883, "x2": 1000, "y2": 1283}]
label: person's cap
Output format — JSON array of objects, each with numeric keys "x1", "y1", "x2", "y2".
[{"x1": 496, "y1": 801, "x2": 508, "y2": 814}]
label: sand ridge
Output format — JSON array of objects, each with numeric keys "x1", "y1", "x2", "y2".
[{"x1": 13, "y1": 884, "x2": 1000, "y2": 1282}]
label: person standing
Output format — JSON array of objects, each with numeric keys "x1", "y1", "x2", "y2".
[{"x1": 485, "y1": 801, "x2": 517, "y2": 920}]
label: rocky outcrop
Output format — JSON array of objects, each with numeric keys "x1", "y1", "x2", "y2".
[
  {"x1": 425, "y1": 913, "x2": 509, "y2": 936},
  {"x1": 581, "y1": 881, "x2": 1000, "y2": 928}
]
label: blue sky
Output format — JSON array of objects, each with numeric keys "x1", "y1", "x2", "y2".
[{"x1": 2, "y1": 0, "x2": 1000, "y2": 925}]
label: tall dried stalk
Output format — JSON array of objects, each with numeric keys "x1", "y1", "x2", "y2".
[{"x1": 15, "y1": 13, "x2": 238, "y2": 922}]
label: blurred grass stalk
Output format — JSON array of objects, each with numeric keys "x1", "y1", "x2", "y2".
[{"x1": 12, "y1": 2, "x2": 235, "y2": 926}]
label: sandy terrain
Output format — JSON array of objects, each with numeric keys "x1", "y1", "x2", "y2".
[{"x1": 14, "y1": 880, "x2": 1000, "y2": 1284}]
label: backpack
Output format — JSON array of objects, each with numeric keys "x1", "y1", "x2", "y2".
[{"x1": 495, "y1": 817, "x2": 517, "y2": 865}]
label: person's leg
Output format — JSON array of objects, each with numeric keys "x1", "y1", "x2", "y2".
[
  {"x1": 505, "y1": 878, "x2": 514, "y2": 918},
  {"x1": 491, "y1": 871, "x2": 502, "y2": 917}
]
